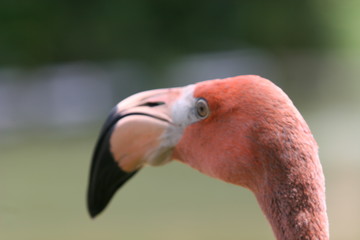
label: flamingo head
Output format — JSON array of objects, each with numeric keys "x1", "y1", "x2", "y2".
[{"x1": 87, "y1": 75, "x2": 324, "y2": 233}]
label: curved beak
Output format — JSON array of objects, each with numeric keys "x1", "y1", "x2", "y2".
[{"x1": 87, "y1": 88, "x2": 181, "y2": 217}]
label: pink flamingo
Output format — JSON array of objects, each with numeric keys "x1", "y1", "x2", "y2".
[{"x1": 87, "y1": 75, "x2": 329, "y2": 240}]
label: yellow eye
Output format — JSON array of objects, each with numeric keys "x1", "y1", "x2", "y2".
[{"x1": 195, "y1": 98, "x2": 210, "y2": 119}]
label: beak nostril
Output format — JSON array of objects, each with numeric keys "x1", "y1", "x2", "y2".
[{"x1": 140, "y1": 102, "x2": 165, "y2": 107}]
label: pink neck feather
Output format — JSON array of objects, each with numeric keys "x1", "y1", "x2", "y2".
[{"x1": 251, "y1": 107, "x2": 329, "y2": 240}]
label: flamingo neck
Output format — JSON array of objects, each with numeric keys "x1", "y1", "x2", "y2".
[{"x1": 254, "y1": 163, "x2": 329, "y2": 240}]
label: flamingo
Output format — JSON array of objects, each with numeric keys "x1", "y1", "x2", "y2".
[{"x1": 87, "y1": 75, "x2": 329, "y2": 240}]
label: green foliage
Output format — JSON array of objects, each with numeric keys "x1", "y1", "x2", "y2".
[{"x1": 0, "y1": 0, "x2": 328, "y2": 66}]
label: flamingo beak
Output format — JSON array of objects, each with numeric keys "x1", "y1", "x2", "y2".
[{"x1": 87, "y1": 88, "x2": 182, "y2": 217}]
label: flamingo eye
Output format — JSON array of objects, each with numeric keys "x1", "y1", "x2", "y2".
[{"x1": 195, "y1": 98, "x2": 209, "y2": 119}]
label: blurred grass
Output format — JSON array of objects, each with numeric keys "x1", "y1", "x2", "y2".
[{"x1": 1, "y1": 125, "x2": 359, "y2": 239}]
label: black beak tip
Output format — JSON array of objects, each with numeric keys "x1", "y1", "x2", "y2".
[
  {"x1": 87, "y1": 191, "x2": 104, "y2": 218},
  {"x1": 87, "y1": 107, "x2": 141, "y2": 218},
  {"x1": 88, "y1": 205, "x2": 101, "y2": 218},
  {"x1": 87, "y1": 167, "x2": 139, "y2": 218}
]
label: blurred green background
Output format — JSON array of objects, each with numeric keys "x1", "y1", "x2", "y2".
[{"x1": 1, "y1": 1, "x2": 360, "y2": 239}]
